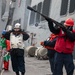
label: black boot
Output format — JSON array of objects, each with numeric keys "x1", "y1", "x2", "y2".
[
  {"x1": 16, "y1": 72, "x2": 19, "y2": 75},
  {"x1": 21, "y1": 72, "x2": 25, "y2": 75}
]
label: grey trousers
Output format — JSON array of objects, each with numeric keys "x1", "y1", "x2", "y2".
[{"x1": 0, "y1": 48, "x2": 6, "y2": 71}]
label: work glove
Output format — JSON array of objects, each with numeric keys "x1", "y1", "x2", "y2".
[{"x1": 40, "y1": 42, "x2": 44, "y2": 46}]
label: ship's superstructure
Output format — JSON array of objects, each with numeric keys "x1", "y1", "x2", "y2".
[{"x1": 0, "y1": 0, "x2": 75, "y2": 58}]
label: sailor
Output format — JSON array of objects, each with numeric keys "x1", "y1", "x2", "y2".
[{"x1": 4, "y1": 23, "x2": 29, "y2": 75}]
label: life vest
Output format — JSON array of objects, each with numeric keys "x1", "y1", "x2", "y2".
[
  {"x1": 54, "y1": 30, "x2": 75, "y2": 54},
  {"x1": 10, "y1": 32, "x2": 24, "y2": 49},
  {"x1": 6, "y1": 40, "x2": 10, "y2": 51},
  {"x1": 50, "y1": 34, "x2": 58, "y2": 41},
  {"x1": 44, "y1": 34, "x2": 58, "y2": 50}
]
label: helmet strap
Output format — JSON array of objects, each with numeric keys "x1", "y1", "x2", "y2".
[{"x1": 67, "y1": 26, "x2": 73, "y2": 31}]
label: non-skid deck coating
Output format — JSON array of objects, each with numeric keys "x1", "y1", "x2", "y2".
[{"x1": 1, "y1": 57, "x2": 75, "y2": 75}]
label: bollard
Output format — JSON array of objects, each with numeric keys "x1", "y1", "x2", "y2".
[{"x1": 25, "y1": 46, "x2": 37, "y2": 57}]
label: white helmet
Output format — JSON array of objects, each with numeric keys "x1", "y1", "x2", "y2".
[{"x1": 14, "y1": 23, "x2": 21, "y2": 29}]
